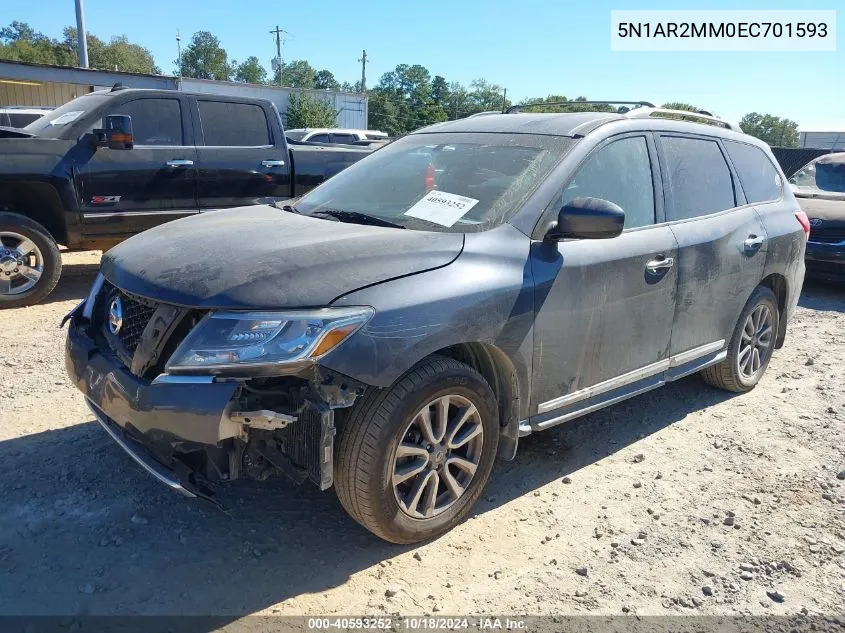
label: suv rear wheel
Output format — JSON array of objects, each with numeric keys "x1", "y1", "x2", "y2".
[
  {"x1": 702, "y1": 286, "x2": 779, "y2": 393},
  {"x1": 335, "y1": 356, "x2": 499, "y2": 544},
  {"x1": 0, "y1": 213, "x2": 62, "y2": 309}
]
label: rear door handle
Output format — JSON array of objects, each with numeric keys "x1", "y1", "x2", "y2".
[
  {"x1": 646, "y1": 256, "x2": 674, "y2": 272},
  {"x1": 166, "y1": 159, "x2": 194, "y2": 168},
  {"x1": 744, "y1": 235, "x2": 765, "y2": 252},
  {"x1": 262, "y1": 160, "x2": 286, "y2": 167}
]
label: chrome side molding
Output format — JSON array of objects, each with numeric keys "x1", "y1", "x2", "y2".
[{"x1": 536, "y1": 340, "x2": 727, "y2": 416}]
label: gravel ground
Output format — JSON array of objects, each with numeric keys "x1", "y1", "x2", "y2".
[{"x1": 0, "y1": 251, "x2": 843, "y2": 619}]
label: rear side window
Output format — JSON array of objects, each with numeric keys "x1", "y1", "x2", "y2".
[
  {"x1": 563, "y1": 136, "x2": 655, "y2": 229},
  {"x1": 108, "y1": 98, "x2": 183, "y2": 145},
  {"x1": 332, "y1": 133, "x2": 358, "y2": 144},
  {"x1": 724, "y1": 141, "x2": 782, "y2": 203},
  {"x1": 198, "y1": 101, "x2": 270, "y2": 146},
  {"x1": 661, "y1": 136, "x2": 735, "y2": 220},
  {"x1": 307, "y1": 133, "x2": 331, "y2": 143}
]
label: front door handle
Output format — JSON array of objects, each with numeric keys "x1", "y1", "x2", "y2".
[
  {"x1": 646, "y1": 256, "x2": 674, "y2": 273},
  {"x1": 262, "y1": 159, "x2": 286, "y2": 167},
  {"x1": 743, "y1": 235, "x2": 765, "y2": 253},
  {"x1": 166, "y1": 159, "x2": 194, "y2": 168}
]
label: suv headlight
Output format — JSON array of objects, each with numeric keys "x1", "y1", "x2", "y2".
[{"x1": 165, "y1": 307, "x2": 374, "y2": 375}]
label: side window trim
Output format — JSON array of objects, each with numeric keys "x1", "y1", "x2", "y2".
[{"x1": 655, "y1": 132, "x2": 741, "y2": 223}]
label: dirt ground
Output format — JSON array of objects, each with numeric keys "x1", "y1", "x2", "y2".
[{"x1": 0, "y1": 251, "x2": 843, "y2": 619}]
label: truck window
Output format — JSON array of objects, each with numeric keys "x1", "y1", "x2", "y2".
[
  {"x1": 332, "y1": 133, "x2": 358, "y2": 145},
  {"x1": 107, "y1": 98, "x2": 184, "y2": 146},
  {"x1": 307, "y1": 133, "x2": 331, "y2": 144},
  {"x1": 661, "y1": 136, "x2": 736, "y2": 220},
  {"x1": 198, "y1": 101, "x2": 271, "y2": 147},
  {"x1": 724, "y1": 140, "x2": 782, "y2": 203}
]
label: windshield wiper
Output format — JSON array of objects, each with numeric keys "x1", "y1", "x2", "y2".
[{"x1": 309, "y1": 208, "x2": 406, "y2": 229}]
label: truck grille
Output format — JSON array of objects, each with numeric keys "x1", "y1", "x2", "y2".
[
  {"x1": 808, "y1": 226, "x2": 845, "y2": 245},
  {"x1": 102, "y1": 284, "x2": 159, "y2": 355}
]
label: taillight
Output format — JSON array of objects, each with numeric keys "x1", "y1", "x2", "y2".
[
  {"x1": 795, "y1": 210, "x2": 811, "y2": 236},
  {"x1": 425, "y1": 164, "x2": 435, "y2": 191}
]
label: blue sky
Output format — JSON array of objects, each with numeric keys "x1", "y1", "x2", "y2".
[{"x1": 11, "y1": 0, "x2": 843, "y2": 129}]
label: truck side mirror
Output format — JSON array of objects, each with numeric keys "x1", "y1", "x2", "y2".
[{"x1": 94, "y1": 114, "x2": 134, "y2": 150}]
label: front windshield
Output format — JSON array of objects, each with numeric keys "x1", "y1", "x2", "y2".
[
  {"x1": 789, "y1": 154, "x2": 845, "y2": 198},
  {"x1": 286, "y1": 130, "x2": 307, "y2": 141},
  {"x1": 295, "y1": 132, "x2": 574, "y2": 233},
  {"x1": 23, "y1": 94, "x2": 107, "y2": 137}
]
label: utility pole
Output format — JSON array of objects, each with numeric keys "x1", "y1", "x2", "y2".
[
  {"x1": 270, "y1": 25, "x2": 288, "y2": 86},
  {"x1": 74, "y1": 0, "x2": 89, "y2": 68},
  {"x1": 501, "y1": 87, "x2": 507, "y2": 113},
  {"x1": 358, "y1": 49, "x2": 368, "y2": 91},
  {"x1": 176, "y1": 31, "x2": 182, "y2": 87}
]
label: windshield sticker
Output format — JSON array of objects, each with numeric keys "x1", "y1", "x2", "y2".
[
  {"x1": 49, "y1": 111, "x2": 84, "y2": 126},
  {"x1": 404, "y1": 190, "x2": 479, "y2": 227}
]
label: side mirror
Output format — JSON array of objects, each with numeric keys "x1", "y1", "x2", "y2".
[
  {"x1": 94, "y1": 114, "x2": 133, "y2": 150},
  {"x1": 546, "y1": 197, "x2": 625, "y2": 240}
]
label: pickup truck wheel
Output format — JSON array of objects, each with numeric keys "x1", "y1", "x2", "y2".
[
  {"x1": 701, "y1": 286, "x2": 779, "y2": 393},
  {"x1": 0, "y1": 213, "x2": 62, "y2": 309},
  {"x1": 335, "y1": 356, "x2": 499, "y2": 544}
]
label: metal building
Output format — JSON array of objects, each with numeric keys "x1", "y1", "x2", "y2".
[
  {"x1": 0, "y1": 60, "x2": 368, "y2": 129},
  {"x1": 799, "y1": 131, "x2": 845, "y2": 151}
]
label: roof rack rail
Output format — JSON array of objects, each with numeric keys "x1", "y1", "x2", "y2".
[
  {"x1": 505, "y1": 100, "x2": 655, "y2": 114},
  {"x1": 625, "y1": 107, "x2": 742, "y2": 132}
]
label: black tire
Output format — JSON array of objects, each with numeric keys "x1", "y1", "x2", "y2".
[
  {"x1": 335, "y1": 356, "x2": 499, "y2": 544},
  {"x1": 0, "y1": 212, "x2": 62, "y2": 309},
  {"x1": 701, "y1": 286, "x2": 779, "y2": 393}
]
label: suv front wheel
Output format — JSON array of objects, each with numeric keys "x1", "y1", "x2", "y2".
[
  {"x1": 0, "y1": 213, "x2": 62, "y2": 309},
  {"x1": 702, "y1": 285, "x2": 779, "y2": 393},
  {"x1": 335, "y1": 356, "x2": 499, "y2": 544}
]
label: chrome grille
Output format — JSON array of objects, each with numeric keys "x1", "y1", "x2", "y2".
[{"x1": 102, "y1": 283, "x2": 159, "y2": 355}]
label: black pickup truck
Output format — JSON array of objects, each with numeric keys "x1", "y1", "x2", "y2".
[{"x1": 0, "y1": 86, "x2": 371, "y2": 307}]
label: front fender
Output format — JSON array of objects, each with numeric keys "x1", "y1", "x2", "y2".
[{"x1": 322, "y1": 224, "x2": 535, "y2": 423}]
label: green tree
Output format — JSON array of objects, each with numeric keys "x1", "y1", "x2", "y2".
[
  {"x1": 740, "y1": 112, "x2": 799, "y2": 147},
  {"x1": 234, "y1": 56, "x2": 267, "y2": 83},
  {"x1": 284, "y1": 91, "x2": 337, "y2": 128},
  {"x1": 661, "y1": 102, "x2": 700, "y2": 112},
  {"x1": 431, "y1": 75, "x2": 450, "y2": 108},
  {"x1": 468, "y1": 78, "x2": 509, "y2": 113},
  {"x1": 314, "y1": 69, "x2": 340, "y2": 91},
  {"x1": 276, "y1": 59, "x2": 317, "y2": 88},
  {"x1": 1, "y1": 21, "x2": 79, "y2": 66},
  {"x1": 64, "y1": 28, "x2": 160, "y2": 73},
  {"x1": 178, "y1": 31, "x2": 233, "y2": 80},
  {"x1": 368, "y1": 89, "x2": 402, "y2": 136}
]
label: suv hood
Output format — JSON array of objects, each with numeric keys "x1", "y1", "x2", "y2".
[{"x1": 101, "y1": 206, "x2": 464, "y2": 309}]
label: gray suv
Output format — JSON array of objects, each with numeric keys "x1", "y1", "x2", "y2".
[{"x1": 65, "y1": 107, "x2": 808, "y2": 543}]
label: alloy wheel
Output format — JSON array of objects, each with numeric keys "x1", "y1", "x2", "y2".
[
  {"x1": 0, "y1": 231, "x2": 43, "y2": 296},
  {"x1": 392, "y1": 394, "x2": 484, "y2": 519},
  {"x1": 738, "y1": 304, "x2": 773, "y2": 379}
]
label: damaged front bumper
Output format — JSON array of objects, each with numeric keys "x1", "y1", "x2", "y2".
[{"x1": 65, "y1": 306, "x2": 352, "y2": 500}]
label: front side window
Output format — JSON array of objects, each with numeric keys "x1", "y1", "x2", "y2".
[
  {"x1": 295, "y1": 132, "x2": 574, "y2": 233},
  {"x1": 107, "y1": 98, "x2": 184, "y2": 146},
  {"x1": 198, "y1": 101, "x2": 270, "y2": 146},
  {"x1": 563, "y1": 136, "x2": 655, "y2": 229},
  {"x1": 724, "y1": 140, "x2": 782, "y2": 203},
  {"x1": 789, "y1": 155, "x2": 845, "y2": 198}
]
